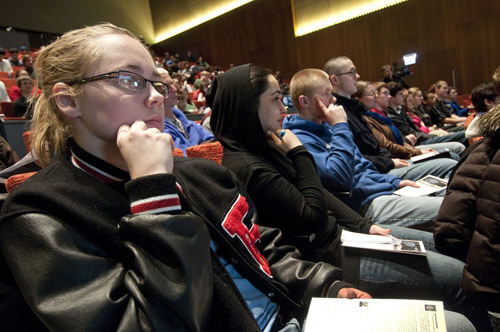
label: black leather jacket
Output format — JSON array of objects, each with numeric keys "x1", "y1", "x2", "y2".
[{"x1": 0, "y1": 152, "x2": 350, "y2": 331}]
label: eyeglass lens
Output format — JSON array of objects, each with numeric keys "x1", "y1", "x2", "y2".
[{"x1": 117, "y1": 72, "x2": 168, "y2": 97}]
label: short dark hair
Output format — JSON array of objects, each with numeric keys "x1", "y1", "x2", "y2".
[
  {"x1": 0, "y1": 48, "x2": 5, "y2": 55},
  {"x1": 422, "y1": 90, "x2": 434, "y2": 101},
  {"x1": 471, "y1": 82, "x2": 498, "y2": 113},
  {"x1": 387, "y1": 82, "x2": 404, "y2": 97},
  {"x1": 8, "y1": 48, "x2": 18, "y2": 54}
]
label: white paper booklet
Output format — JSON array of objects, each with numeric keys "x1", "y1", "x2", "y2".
[
  {"x1": 305, "y1": 298, "x2": 447, "y2": 332},
  {"x1": 393, "y1": 175, "x2": 448, "y2": 197},
  {"x1": 340, "y1": 230, "x2": 426, "y2": 256}
]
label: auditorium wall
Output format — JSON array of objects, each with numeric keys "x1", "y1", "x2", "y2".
[
  {"x1": 153, "y1": 0, "x2": 500, "y2": 93},
  {"x1": 1, "y1": 0, "x2": 155, "y2": 44}
]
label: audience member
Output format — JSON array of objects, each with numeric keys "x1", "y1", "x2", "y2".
[
  {"x1": 208, "y1": 63, "x2": 485, "y2": 331},
  {"x1": 193, "y1": 81, "x2": 209, "y2": 101},
  {"x1": 0, "y1": 23, "x2": 376, "y2": 332},
  {"x1": 408, "y1": 87, "x2": 448, "y2": 135},
  {"x1": 0, "y1": 81, "x2": 10, "y2": 102},
  {"x1": 283, "y1": 69, "x2": 444, "y2": 229},
  {"x1": 0, "y1": 135, "x2": 19, "y2": 171},
  {"x1": 12, "y1": 76, "x2": 34, "y2": 118},
  {"x1": 359, "y1": 81, "x2": 434, "y2": 159},
  {"x1": 7, "y1": 48, "x2": 22, "y2": 67},
  {"x1": 385, "y1": 82, "x2": 467, "y2": 149},
  {"x1": 159, "y1": 68, "x2": 214, "y2": 154},
  {"x1": 22, "y1": 54, "x2": 35, "y2": 78},
  {"x1": 185, "y1": 50, "x2": 195, "y2": 62},
  {"x1": 8, "y1": 69, "x2": 30, "y2": 102},
  {"x1": 0, "y1": 48, "x2": 13, "y2": 74},
  {"x1": 196, "y1": 56, "x2": 209, "y2": 70},
  {"x1": 379, "y1": 64, "x2": 408, "y2": 88},
  {"x1": 429, "y1": 80, "x2": 467, "y2": 127},
  {"x1": 325, "y1": 56, "x2": 457, "y2": 179},
  {"x1": 434, "y1": 105, "x2": 500, "y2": 331},
  {"x1": 18, "y1": 46, "x2": 29, "y2": 58},
  {"x1": 447, "y1": 87, "x2": 469, "y2": 116},
  {"x1": 177, "y1": 88, "x2": 197, "y2": 113},
  {"x1": 466, "y1": 82, "x2": 500, "y2": 140},
  {"x1": 193, "y1": 70, "x2": 210, "y2": 90}
]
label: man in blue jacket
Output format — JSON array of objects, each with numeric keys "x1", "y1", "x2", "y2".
[
  {"x1": 159, "y1": 68, "x2": 214, "y2": 154},
  {"x1": 283, "y1": 68, "x2": 443, "y2": 229}
]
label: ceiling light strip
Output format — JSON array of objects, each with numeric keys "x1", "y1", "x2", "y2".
[
  {"x1": 155, "y1": 0, "x2": 253, "y2": 43},
  {"x1": 294, "y1": 0, "x2": 408, "y2": 37}
]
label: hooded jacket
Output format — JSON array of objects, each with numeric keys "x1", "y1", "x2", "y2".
[
  {"x1": 208, "y1": 64, "x2": 372, "y2": 267},
  {"x1": 434, "y1": 108, "x2": 500, "y2": 312},
  {"x1": 283, "y1": 115, "x2": 400, "y2": 211}
]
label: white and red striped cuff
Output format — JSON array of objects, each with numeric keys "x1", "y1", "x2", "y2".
[{"x1": 131, "y1": 194, "x2": 181, "y2": 215}]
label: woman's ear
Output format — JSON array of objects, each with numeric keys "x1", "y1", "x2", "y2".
[{"x1": 53, "y1": 82, "x2": 81, "y2": 118}]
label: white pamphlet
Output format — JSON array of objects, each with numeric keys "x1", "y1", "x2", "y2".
[
  {"x1": 340, "y1": 230, "x2": 426, "y2": 256},
  {"x1": 305, "y1": 298, "x2": 447, "y2": 332},
  {"x1": 393, "y1": 175, "x2": 448, "y2": 197}
]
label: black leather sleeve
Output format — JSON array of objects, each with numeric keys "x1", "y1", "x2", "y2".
[
  {"x1": 259, "y1": 226, "x2": 353, "y2": 306},
  {"x1": 0, "y1": 212, "x2": 214, "y2": 332}
]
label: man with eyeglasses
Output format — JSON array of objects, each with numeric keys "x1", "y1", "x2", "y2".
[
  {"x1": 158, "y1": 68, "x2": 214, "y2": 155},
  {"x1": 325, "y1": 56, "x2": 457, "y2": 181},
  {"x1": 283, "y1": 68, "x2": 444, "y2": 229}
]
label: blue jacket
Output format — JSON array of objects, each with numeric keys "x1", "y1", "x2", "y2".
[
  {"x1": 164, "y1": 107, "x2": 215, "y2": 155},
  {"x1": 283, "y1": 115, "x2": 401, "y2": 210}
]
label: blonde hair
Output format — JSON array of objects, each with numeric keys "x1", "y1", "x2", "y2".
[
  {"x1": 31, "y1": 23, "x2": 142, "y2": 167},
  {"x1": 290, "y1": 68, "x2": 329, "y2": 111},
  {"x1": 430, "y1": 80, "x2": 447, "y2": 93},
  {"x1": 408, "y1": 87, "x2": 421, "y2": 97},
  {"x1": 373, "y1": 81, "x2": 388, "y2": 94},
  {"x1": 353, "y1": 80, "x2": 372, "y2": 99}
]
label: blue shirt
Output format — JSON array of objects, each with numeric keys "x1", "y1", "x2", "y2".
[
  {"x1": 164, "y1": 107, "x2": 215, "y2": 155},
  {"x1": 283, "y1": 115, "x2": 400, "y2": 210},
  {"x1": 210, "y1": 241, "x2": 278, "y2": 330}
]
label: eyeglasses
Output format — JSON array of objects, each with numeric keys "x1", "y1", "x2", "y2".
[
  {"x1": 336, "y1": 69, "x2": 357, "y2": 77},
  {"x1": 72, "y1": 70, "x2": 169, "y2": 97},
  {"x1": 363, "y1": 91, "x2": 377, "y2": 97}
]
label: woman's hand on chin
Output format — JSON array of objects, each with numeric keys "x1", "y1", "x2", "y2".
[
  {"x1": 117, "y1": 120, "x2": 175, "y2": 179},
  {"x1": 266, "y1": 129, "x2": 302, "y2": 154}
]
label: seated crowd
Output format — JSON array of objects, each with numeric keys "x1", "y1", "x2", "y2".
[{"x1": 0, "y1": 23, "x2": 498, "y2": 332}]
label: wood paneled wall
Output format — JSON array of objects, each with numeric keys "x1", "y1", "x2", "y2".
[{"x1": 153, "y1": 0, "x2": 500, "y2": 93}]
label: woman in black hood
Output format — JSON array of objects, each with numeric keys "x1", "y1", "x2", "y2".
[
  {"x1": 208, "y1": 64, "x2": 376, "y2": 264},
  {"x1": 207, "y1": 64, "x2": 489, "y2": 331}
]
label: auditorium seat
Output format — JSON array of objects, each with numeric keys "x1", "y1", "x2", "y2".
[
  {"x1": 186, "y1": 141, "x2": 223, "y2": 165},
  {"x1": 5, "y1": 171, "x2": 37, "y2": 193}
]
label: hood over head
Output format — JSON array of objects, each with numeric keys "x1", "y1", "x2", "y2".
[
  {"x1": 207, "y1": 63, "x2": 295, "y2": 180},
  {"x1": 208, "y1": 64, "x2": 268, "y2": 155}
]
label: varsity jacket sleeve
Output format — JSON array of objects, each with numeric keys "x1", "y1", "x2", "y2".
[{"x1": 0, "y1": 174, "x2": 214, "y2": 332}]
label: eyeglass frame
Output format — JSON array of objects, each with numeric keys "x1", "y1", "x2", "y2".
[
  {"x1": 362, "y1": 91, "x2": 378, "y2": 97},
  {"x1": 70, "y1": 70, "x2": 170, "y2": 97},
  {"x1": 335, "y1": 69, "x2": 358, "y2": 77}
]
